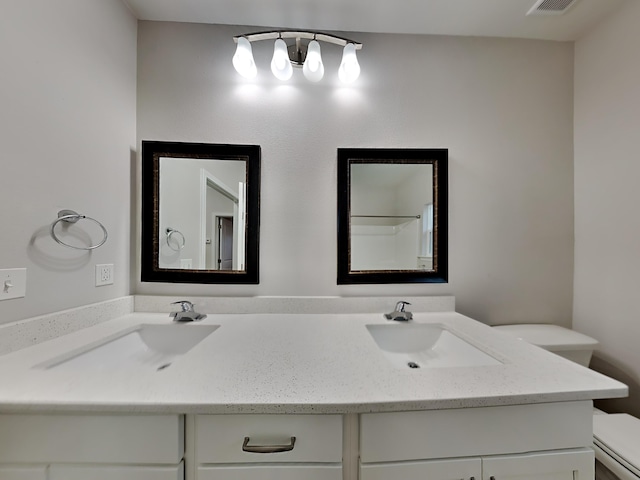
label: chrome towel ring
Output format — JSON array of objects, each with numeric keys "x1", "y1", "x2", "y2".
[
  {"x1": 166, "y1": 228, "x2": 186, "y2": 251},
  {"x1": 50, "y1": 210, "x2": 108, "y2": 250}
]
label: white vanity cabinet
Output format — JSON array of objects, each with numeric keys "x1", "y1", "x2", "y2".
[
  {"x1": 191, "y1": 414, "x2": 343, "y2": 480},
  {"x1": 0, "y1": 414, "x2": 184, "y2": 480},
  {"x1": 360, "y1": 401, "x2": 595, "y2": 480}
]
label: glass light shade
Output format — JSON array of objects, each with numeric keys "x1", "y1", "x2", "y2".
[
  {"x1": 232, "y1": 37, "x2": 257, "y2": 79},
  {"x1": 271, "y1": 38, "x2": 293, "y2": 81},
  {"x1": 338, "y1": 43, "x2": 361, "y2": 84},
  {"x1": 302, "y1": 40, "x2": 324, "y2": 82}
]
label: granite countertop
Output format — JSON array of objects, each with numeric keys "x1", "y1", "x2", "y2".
[{"x1": 0, "y1": 311, "x2": 627, "y2": 414}]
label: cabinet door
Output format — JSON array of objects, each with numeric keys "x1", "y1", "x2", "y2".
[
  {"x1": 49, "y1": 463, "x2": 184, "y2": 480},
  {"x1": 482, "y1": 448, "x2": 593, "y2": 480},
  {"x1": 197, "y1": 465, "x2": 342, "y2": 480},
  {"x1": 361, "y1": 458, "x2": 481, "y2": 480},
  {"x1": 0, "y1": 466, "x2": 47, "y2": 480}
]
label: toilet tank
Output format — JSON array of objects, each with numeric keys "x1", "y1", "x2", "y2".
[{"x1": 492, "y1": 324, "x2": 599, "y2": 367}]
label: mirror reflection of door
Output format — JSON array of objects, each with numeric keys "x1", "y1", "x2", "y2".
[
  {"x1": 217, "y1": 217, "x2": 233, "y2": 270},
  {"x1": 204, "y1": 176, "x2": 236, "y2": 270}
]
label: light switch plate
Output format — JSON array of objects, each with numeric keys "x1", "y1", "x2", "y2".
[{"x1": 0, "y1": 268, "x2": 27, "y2": 301}]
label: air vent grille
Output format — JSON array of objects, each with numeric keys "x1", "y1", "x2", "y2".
[{"x1": 527, "y1": 0, "x2": 580, "y2": 15}]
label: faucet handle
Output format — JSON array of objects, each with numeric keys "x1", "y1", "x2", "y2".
[
  {"x1": 171, "y1": 300, "x2": 195, "y2": 312},
  {"x1": 395, "y1": 301, "x2": 411, "y2": 312}
]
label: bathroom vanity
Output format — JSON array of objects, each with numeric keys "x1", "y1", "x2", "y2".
[{"x1": 0, "y1": 306, "x2": 627, "y2": 480}]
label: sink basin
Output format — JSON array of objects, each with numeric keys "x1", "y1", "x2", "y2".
[
  {"x1": 38, "y1": 324, "x2": 219, "y2": 371},
  {"x1": 366, "y1": 323, "x2": 501, "y2": 370}
]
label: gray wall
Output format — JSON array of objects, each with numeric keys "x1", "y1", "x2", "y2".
[
  {"x1": 0, "y1": 0, "x2": 137, "y2": 323},
  {"x1": 574, "y1": 0, "x2": 640, "y2": 417},
  {"x1": 0, "y1": 7, "x2": 577, "y2": 329},
  {"x1": 136, "y1": 21, "x2": 575, "y2": 326}
]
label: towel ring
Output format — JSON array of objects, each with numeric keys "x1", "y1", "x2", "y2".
[
  {"x1": 166, "y1": 228, "x2": 186, "y2": 251},
  {"x1": 50, "y1": 210, "x2": 108, "y2": 250}
]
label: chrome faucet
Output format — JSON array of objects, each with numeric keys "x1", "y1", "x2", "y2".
[
  {"x1": 170, "y1": 300, "x2": 207, "y2": 322},
  {"x1": 384, "y1": 301, "x2": 413, "y2": 322}
]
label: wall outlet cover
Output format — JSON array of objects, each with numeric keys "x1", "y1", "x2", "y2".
[{"x1": 95, "y1": 264, "x2": 114, "y2": 286}]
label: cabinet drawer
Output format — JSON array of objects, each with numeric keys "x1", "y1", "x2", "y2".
[
  {"x1": 195, "y1": 414, "x2": 342, "y2": 463},
  {"x1": 0, "y1": 467, "x2": 47, "y2": 480},
  {"x1": 197, "y1": 465, "x2": 342, "y2": 480},
  {"x1": 361, "y1": 458, "x2": 480, "y2": 480},
  {"x1": 49, "y1": 462, "x2": 184, "y2": 480},
  {"x1": 360, "y1": 401, "x2": 592, "y2": 462},
  {"x1": 0, "y1": 414, "x2": 184, "y2": 464}
]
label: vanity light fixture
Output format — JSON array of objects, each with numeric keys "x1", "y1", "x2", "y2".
[
  {"x1": 302, "y1": 40, "x2": 324, "y2": 82},
  {"x1": 338, "y1": 43, "x2": 361, "y2": 84},
  {"x1": 271, "y1": 38, "x2": 293, "y2": 80},
  {"x1": 232, "y1": 30, "x2": 362, "y2": 83},
  {"x1": 232, "y1": 36, "x2": 257, "y2": 79}
]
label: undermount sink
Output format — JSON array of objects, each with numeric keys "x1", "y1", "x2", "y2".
[
  {"x1": 366, "y1": 323, "x2": 501, "y2": 370},
  {"x1": 38, "y1": 324, "x2": 219, "y2": 372}
]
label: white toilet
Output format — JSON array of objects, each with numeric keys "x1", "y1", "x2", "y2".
[{"x1": 493, "y1": 324, "x2": 640, "y2": 480}]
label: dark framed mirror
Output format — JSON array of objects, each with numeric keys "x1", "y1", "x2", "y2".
[
  {"x1": 141, "y1": 141, "x2": 260, "y2": 284},
  {"x1": 337, "y1": 148, "x2": 448, "y2": 284}
]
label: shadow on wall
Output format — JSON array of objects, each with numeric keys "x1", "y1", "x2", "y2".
[
  {"x1": 591, "y1": 354, "x2": 640, "y2": 418},
  {"x1": 28, "y1": 226, "x2": 92, "y2": 271}
]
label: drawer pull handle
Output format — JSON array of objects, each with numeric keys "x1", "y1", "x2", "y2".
[{"x1": 242, "y1": 436, "x2": 296, "y2": 453}]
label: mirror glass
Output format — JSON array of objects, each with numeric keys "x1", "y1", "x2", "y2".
[
  {"x1": 337, "y1": 148, "x2": 448, "y2": 284},
  {"x1": 142, "y1": 141, "x2": 260, "y2": 284},
  {"x1": 159, "y1": 157, "x2": 246, "y2": 271}
]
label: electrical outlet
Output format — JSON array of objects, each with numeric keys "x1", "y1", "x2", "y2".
[
  {"x1": 95, "y1": 264, "x2": 114, "y2": 286},
  {"x1": 0, "y1": 268, "x2": 27, "y2": 301}
]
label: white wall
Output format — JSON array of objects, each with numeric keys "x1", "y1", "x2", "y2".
[
  {"x1": 136, "y1": 22, "x2": 575, "y2": 326},
  {"x1": 574, "y1": 0, "x2": 640, "y2": 417},
  {"x1": 351, "y1": 222, "x2": 419, "y2": 270},
  {"x1": 0, "y1": 1, "x2": 137, "y2": 324}
]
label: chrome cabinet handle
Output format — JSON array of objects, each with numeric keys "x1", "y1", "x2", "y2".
[{"x1": 242, "y1": 436, "x2": 296, "y2": 453}]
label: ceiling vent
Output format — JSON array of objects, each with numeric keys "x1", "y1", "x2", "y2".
[{"x1": 527, "y1": 0, "x2": 580, "y2": 15}]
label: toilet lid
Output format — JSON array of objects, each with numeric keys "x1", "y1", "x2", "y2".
[
  {"x1": 492, "y1": 324, "x2": 599, "y2": 351},
  {"x1": 593, "y1": 414, "x2": 640, "y2": 477}
]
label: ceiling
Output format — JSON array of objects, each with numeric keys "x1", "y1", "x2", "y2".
[{"x1": 122, "y1": 0, "x2": 626, "y2": 41}]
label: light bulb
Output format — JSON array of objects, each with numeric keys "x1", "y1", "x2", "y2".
[
  {"x1": 338, "y1": 43, "x2": 361, "y2": 84},
  {"x1": 271, "y1": 38, "x2": 293, "y2": 81},
  {"x1": 302, "y1": 40, "x2": 324, "y2": 82},
  {"x1": 232, "y1": 37, "x2": 257, "y2": 79}
]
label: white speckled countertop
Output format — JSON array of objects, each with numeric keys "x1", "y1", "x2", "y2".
[{"x1": 0, "y1": 311, "x2": 627, "y2": 414}]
